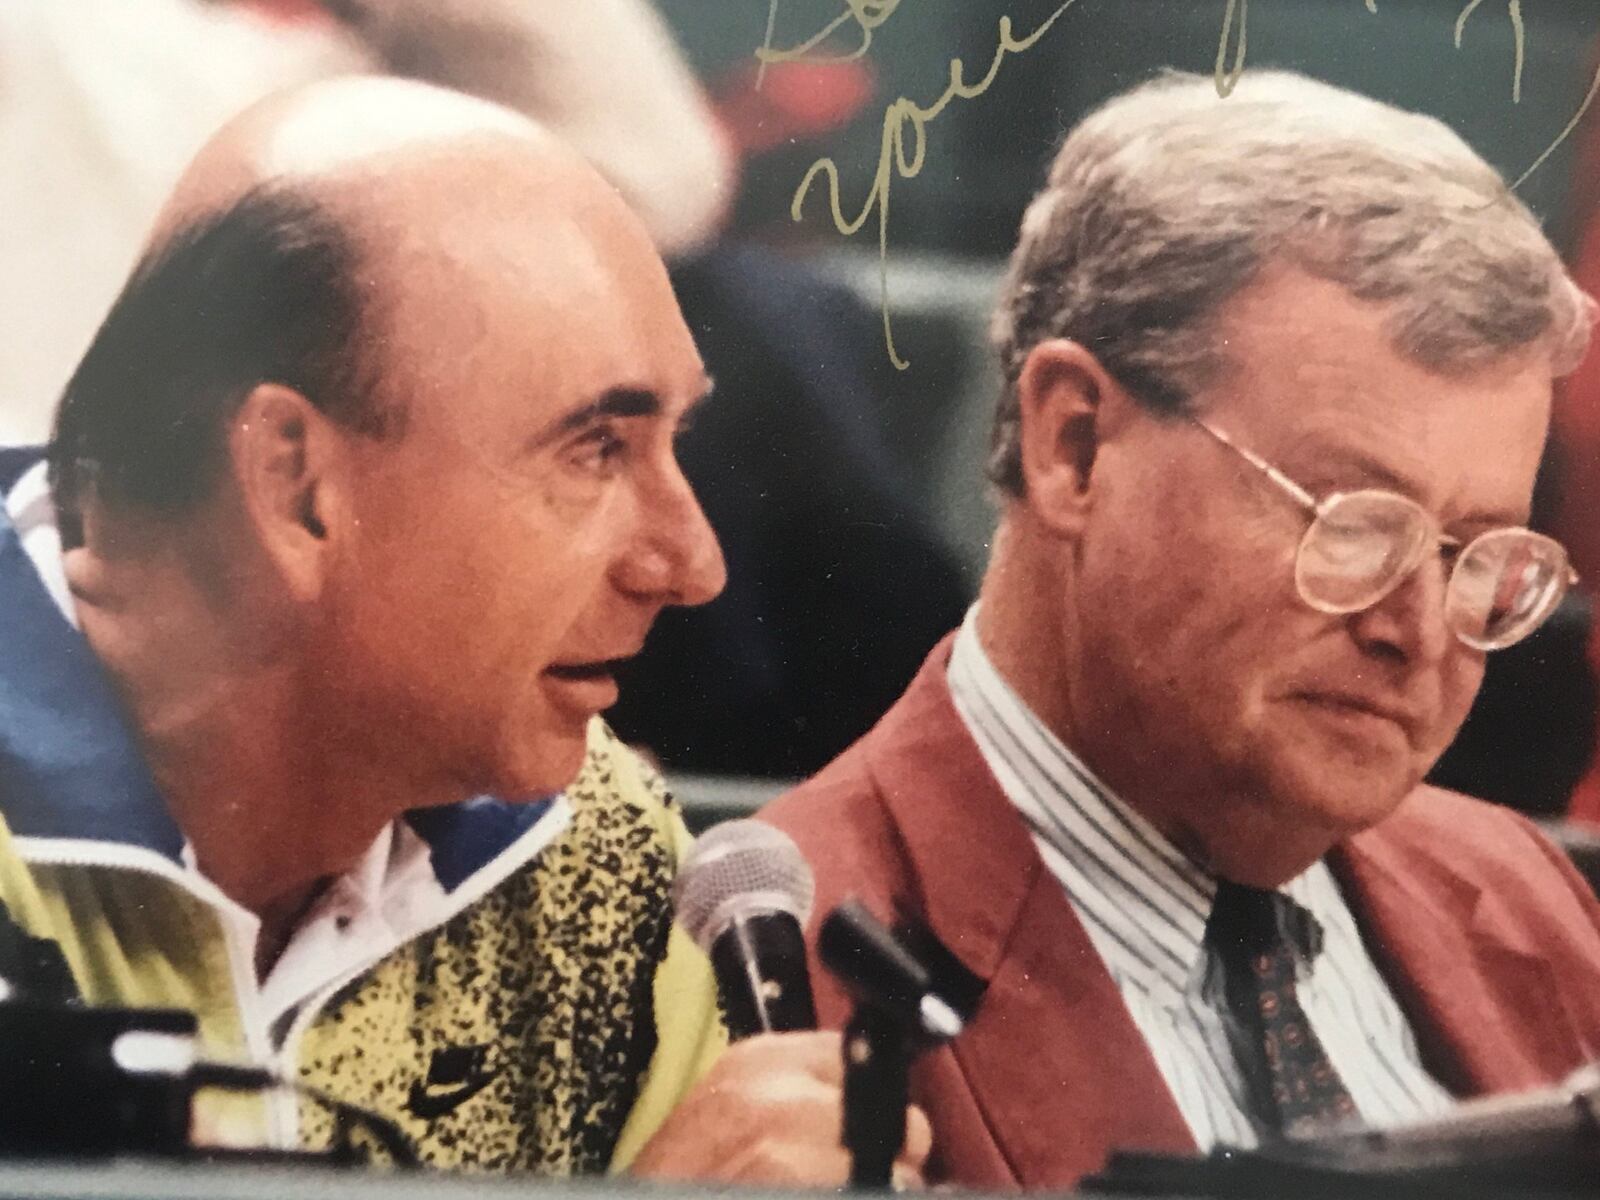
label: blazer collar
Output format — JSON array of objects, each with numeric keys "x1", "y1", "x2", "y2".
[
  {"x1": 862, "y1": 635, "x2": 1043, "y2": 981},
  {"x1": 863, "y1": 636, "x2": 1195, "y2": 1185},
  {"x1": 1335, "y1": 812, "x2": 1587, "y2": 1094}
]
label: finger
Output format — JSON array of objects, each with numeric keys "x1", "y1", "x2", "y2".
[
  {"x1": 727, "y1": 1140, "x2": 854, "y2": 1187},
  {"x1": 718, "y1": 1029, "x2": 845, "y2": 1084},
  {"x1": 632, "y1": 1072, "x2": 834, "y2": 1176},
  {"x1": 900, "y1": 1103, "x2": 933, "y2": 1166},
  {"x1": 734, "y1": 1071, "x2": 847, "y2": 1131},
  {"x1": 891, "y1": 1162, "x2": 926, "y2": 1192}
]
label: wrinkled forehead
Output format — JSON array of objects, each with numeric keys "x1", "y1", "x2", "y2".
[
  {"x1": 1193, "y1": 270, "x2": 1556, "y2": 525},
  {"x1": 352, "y1": 174, "x2": 699, "y2": 435}
]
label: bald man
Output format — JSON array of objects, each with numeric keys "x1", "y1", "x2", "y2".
[{"x1": 0, "y1": 78, "x2": 918, "y2": 1181}]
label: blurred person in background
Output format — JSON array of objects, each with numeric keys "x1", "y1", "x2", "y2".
[{"x1": 0, "y1": 0, "x2": 733, "y2": 444}]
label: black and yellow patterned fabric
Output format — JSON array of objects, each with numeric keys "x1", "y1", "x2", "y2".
[{"x1": 297, "y1": 727, "x2": 719, "y2": 1172}]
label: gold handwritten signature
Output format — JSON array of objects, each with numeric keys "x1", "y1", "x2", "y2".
[
  {"x1": 1213, "y1": 0, "x2": 1600, "y2": 189},
  {"x1": 756, "y1": 0, "x2": 901, "y2": 86},
  {"x1": 771, "y1": 0, "x2": 1600, "y2": 369},
  {"x1": 786, "y1": 1, "x2": 1080, "y2": 369},
  {"x1": 1454, "y1": 0, "x2": 1525, "y2": 103},
  {"x1": 1217, "y1": 2, "x2": 1529, "y2": 104},
  {"x1": 1214, "y1": 0, "x2": 1375, "y2": 98}
]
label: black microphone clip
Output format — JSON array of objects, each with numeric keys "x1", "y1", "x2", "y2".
[
  {"x1": 819, "y1": 898, "x2": 976, "y2": 1045},
  {"x1": 818, "y1": 899, "x2": 976, "y2": 1189}
]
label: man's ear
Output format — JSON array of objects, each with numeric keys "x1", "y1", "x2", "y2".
[
  {"x1": 227, "y1": 384, "x2": 346, "y2": 602},
  {"x1": 1015, "y1": 339, "x2": 1122, "y2": 537}
]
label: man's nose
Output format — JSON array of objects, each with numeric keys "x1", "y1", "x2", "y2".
[
  {"x1": 614, "y1": 465, "x2": 727, "y2": 608},
  {"x1": 1347, "y1": 555, "x2": 1455, "y2": 665}
]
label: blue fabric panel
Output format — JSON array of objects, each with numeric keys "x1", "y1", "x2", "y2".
[
  {"x1": 405, "y1": 795, "x2": 556, "y2": 893},
  {"x1": 0, "y1": 450, "x2": 184, "y2": 859}
]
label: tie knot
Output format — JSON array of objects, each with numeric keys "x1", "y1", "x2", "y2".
[{"x1": 1206, "y1": 879, "x2": 1324, "y2": 962}]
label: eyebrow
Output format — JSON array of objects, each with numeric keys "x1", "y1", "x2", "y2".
[
  {"x1": 1304, "y1": 447, "x2": 1421, "y2": 499},
  {"x1": 545, "y1": 387, "x2": 662, "y2": 442},
  {"x1": 1307, "y1": 448, "x2": 1528, "y2": 528}
]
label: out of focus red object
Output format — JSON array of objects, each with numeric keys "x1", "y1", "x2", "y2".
[
  {"x1": 235, "y1": 0, "x2": 334, "y2": 21},
  {"x1": 1556, "y1": 82, "x2": 1600, "y2": 826},
  {"x1": 715, "y1": 60, "x2": 875, "y2": 157}
]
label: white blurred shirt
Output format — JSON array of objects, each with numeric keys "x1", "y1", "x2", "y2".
[
  {"x1": 0, "y1": 0, "x2": 731, "y2": 445},
  {"x1": 0, "y1": 0, "x2": 367, "y2": 444}
]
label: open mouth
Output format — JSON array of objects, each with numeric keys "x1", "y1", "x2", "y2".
[{"x1": 545, "y1": 658, "x2": 630, "y2": 682}]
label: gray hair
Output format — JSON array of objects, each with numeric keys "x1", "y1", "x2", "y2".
[{"x1": 988, "y1": 69, "x2": 1595, "y2": 495}]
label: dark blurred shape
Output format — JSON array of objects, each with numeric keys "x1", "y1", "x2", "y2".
[
  {"x1": 1428, "y1": 594, "x2": 1596, "y2": 818},
  {"x1": 610, "y1": 244, "x2": 971, "y2": 777},
  {"x1": 1549, "y1": 60, "x2": 1600, "y2": 825},
  {"x1": 1539, "y1": 820, "x2": 1600, "y2": 893}
]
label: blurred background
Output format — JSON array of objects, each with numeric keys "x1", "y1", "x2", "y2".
[{"x1": 5, "y1": 0, "x2": 1600, "y2": 849}]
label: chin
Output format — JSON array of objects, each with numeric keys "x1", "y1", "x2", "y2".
[
  {"x1": 1270, "y1": 703, "x2": 1427, "y2": 821},
  {"x1": 1264, "y1": 748, "x2": 1416, "y2": 841},
  {"x1": 493, "y1": 727, "x2": 590, "y2": 800}
]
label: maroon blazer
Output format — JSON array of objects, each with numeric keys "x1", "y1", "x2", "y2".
[{"x1": 761, "y1": 636, "x2": 1600, "y2": 1190}]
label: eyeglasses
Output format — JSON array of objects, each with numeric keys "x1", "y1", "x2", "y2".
[{"x1": 1192, "y1": 418, "x2": 1577, "y2": 651}]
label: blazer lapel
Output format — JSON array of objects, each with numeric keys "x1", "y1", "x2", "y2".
[
  {"x1": 861, "y1": 643, "x2": 1194, "y2": 1186},
  {"x1": 1335, "y1": 821, "x2": 1584, "y2": 1095}
]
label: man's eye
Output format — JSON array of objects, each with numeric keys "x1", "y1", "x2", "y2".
[{"x1": 570, "y1": 427, "x2": 628, "y2": 473}]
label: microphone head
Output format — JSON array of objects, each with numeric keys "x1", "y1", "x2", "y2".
[{"x1": 673, "y1": 819, "x2": 815, "y2": 951}]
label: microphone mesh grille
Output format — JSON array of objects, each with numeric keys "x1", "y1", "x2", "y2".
[{"x1": 673, "y1": 819, "x2": 815, "y2": 950}]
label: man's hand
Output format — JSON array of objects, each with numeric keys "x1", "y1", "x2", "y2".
[{"x1": 629, "y1": 1030, "x2": 933, "y2": 1187}]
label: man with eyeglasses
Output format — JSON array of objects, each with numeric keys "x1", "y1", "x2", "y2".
[{"x1": 763, "y1": 69, "x2": 1600, "y2": 1189}]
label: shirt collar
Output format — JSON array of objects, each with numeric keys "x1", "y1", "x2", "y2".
[
  {"x1": 4, "y1": 459, "x2": 73, "y2": 625},
  {"x1": 946, "y1": 606, "x2": 1337, "y2": 995}
]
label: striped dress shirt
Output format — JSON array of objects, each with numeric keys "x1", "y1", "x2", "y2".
[{"x1": 945, "y1": 608, "x2": 1455, "y2": 1148}]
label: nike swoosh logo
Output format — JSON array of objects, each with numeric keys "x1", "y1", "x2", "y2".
[{"x1": 406, "y1": 1068, "x2": 499, "y2": 1120}]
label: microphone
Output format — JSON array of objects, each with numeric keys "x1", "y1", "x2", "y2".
[
  {"x1": 819, "y1": 900, "x2": 965, "y2": 1041},
  {"x1": 674, "y1": 820, "x2": 818, "y2": 1039}
]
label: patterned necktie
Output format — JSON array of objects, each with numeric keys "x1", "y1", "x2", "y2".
[{"x1": 1205, "y1": 878, "x2": 1358, "y2": 1137}]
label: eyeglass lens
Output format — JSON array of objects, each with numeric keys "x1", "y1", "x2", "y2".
[
  {"x1": 1445, "y1": 529, "x2": 1569, "y2": 650},
  {"x1": 1294, "y1": 492, "x2": 1570, "y2": 650}
]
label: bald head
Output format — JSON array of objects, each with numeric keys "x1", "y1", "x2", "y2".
[
  {"x1": 52, "y1": 76, "x2": 669, "y2": 535},
  {"x1": 155, "y1": 76, "x2": 588, "y2": 236}
]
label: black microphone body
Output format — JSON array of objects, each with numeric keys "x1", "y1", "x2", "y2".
[
  {"x1": 708, "y1": 910, "x2": 818, "y2": 1040},
  {"x1": 674, "y1": 820, "x2": 820, "y2": 1041}
]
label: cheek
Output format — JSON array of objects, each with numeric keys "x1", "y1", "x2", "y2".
[
  {"x1": 1088, "y1": 487, "x2": 1299, "y2": 664},
  {"x1": 432, "y1": 477, "x2": 622, "y2": 625},
  {"x1": 1434, "y1": 652, "x2": 1487, "y2": 743}
]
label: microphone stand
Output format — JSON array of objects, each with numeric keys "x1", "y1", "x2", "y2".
[
  {"x1": 842, "y1": 1004, "x2": 913, "y2": 1189},
  {"x1": 819, "y1": 900, "x2": 971, "y2": 1190}
]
